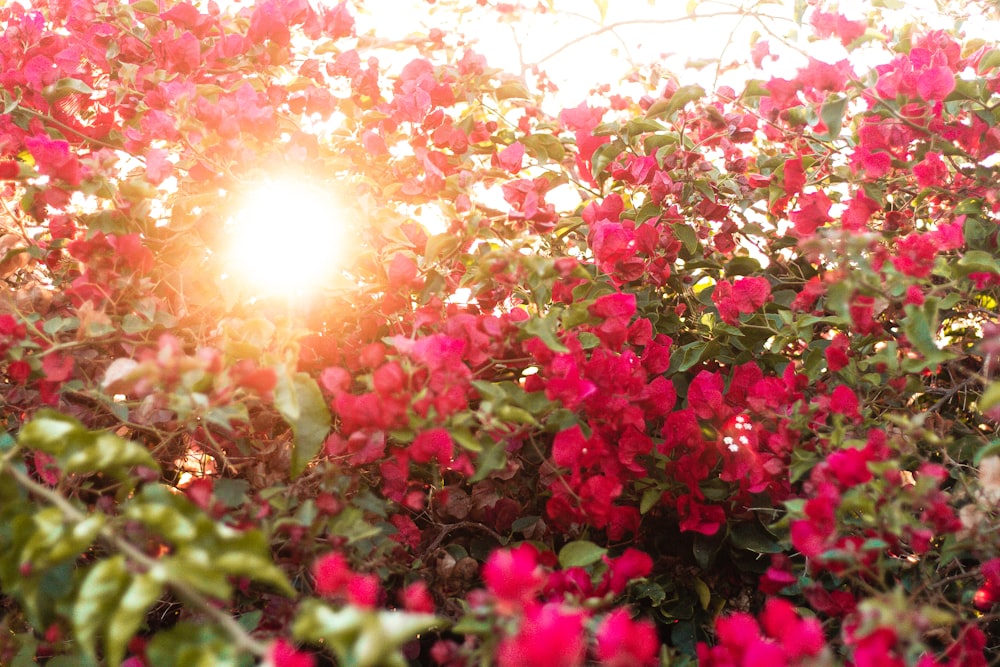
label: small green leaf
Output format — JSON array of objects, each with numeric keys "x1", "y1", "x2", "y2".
[
  {"x1": 424, "y1": 233, "x2": 461, "y2": 263},
  {"x1": 640, "y1": 487, "x2": 662, "y2": 514},
  {"x1": 558, "y1": 540, "x2": 607, "y2": 568},
  {"x1": 522, "y1": 133, "x2": 565, "y2": 163},
  {"x1": 958, "y1": 250, "x2": 1000, "y2": 275}
]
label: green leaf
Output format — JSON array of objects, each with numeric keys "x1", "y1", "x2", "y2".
[
  {"x1": 640, "y1": 486, "x2": 661, "y2": 514},
  {"x1": 62, "y1": 431, "x2": 158, "y2": 477},
  {"x1": 18, "y1": 411, "x2": 158, "y2": 477},
  {"x1": 590, "y1": 138, "x2": 626, "y2": 179},
  {"x1": 645, "y1": 85, "x2": 705, "y2": 120},
  {"x1": 523, "y1": 315, "x2": 569, "y2": 353},
  {"x1": 470, "y1": 439, "x2": 508, "y2": 483},
  {"x1": 672, "y1": 224, "x2": 699, "y2": 255},
  {"x1": 22, "y1": 510, "x2": 104, "y2": 570},
  {"x1": 494, "y1": 82, "x2": 531, "y2": 100},
  {"x1": 74, "y1": 556, "x2": 129, "y2": 663},
  {"x1": 522, "y1": 133, "x2": 565, "y2": 163},
  {"x1": 669, "y1": 341, "x2": 707, "y2": 374},
  {"x1": 274, "y1": 369, "x2": 331, "y2": 478},
  {"x1": 213, "y1": 478, "x2": 249, "y2": 508},
  {"x1": 979, "y1": 48, "x2": 1000, "y2": 73},
  {"x1": 817, "y1": 95, "x2": 847, "y2": 140},
  {"x1": 729, "y1": 520, "x2": 783, "y2": 553},
  {"x1": 424, "y1": 233, "x2": 461, "y2": 263},
  {"x1": 902, "y1": 301, "x2": 954, "y2": 368},
  {"x1": 979, "y1": 382, "x2": 1000, "y2": 413},
  {"x1": 145, "y1": 623, "x2": 239, "y2": 667},
  {"x1": 42, "y1": 78, "x2": 94, "y2": 103},
  {"x1": 957, "y1": 250, "x2": 1000, "y2": 275},
  {"x1": 293, "y1": 600, "x2": 443, "y2": 667},
  {"x1": 558, "y1": 540, "x2": 607, "y2": 568}
]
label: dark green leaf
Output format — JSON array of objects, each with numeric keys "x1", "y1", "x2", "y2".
[{"x1": 729, "y1": 520, "x2": 783, "y2": 554}]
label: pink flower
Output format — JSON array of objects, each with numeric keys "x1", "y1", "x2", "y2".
[
  {"x1": 268, "y1": 639, "x2": 315, "y2": 667},
  {"x1": 496, "y1": 603, "x2": 586, "y2": 667},
  {"x1": 401, "y1": 581, "x2": 435, "y2": 613},
  {"x1": 483, "y1": 544, "x2": 545, "y2": 611},
  {"x1": 492, "y1": 141, "x2": 525, "y2": 173},
  {"x1": 595, "y1": 609, "x2": 659, "y2": 667},
  {"x1": 830, "y1": 385, "x2": 861, "y2": 421},
  {"x1": 312, "y1": 553, "x2": 380, "y2": 607},
  {"x1": 602, "y1": 548, "x2": 654, "y2": 595},
  {"x1": 313, "y1": 553, "x2": 353, "y2": 597}
]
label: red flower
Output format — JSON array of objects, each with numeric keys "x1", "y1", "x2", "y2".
[
  {"x1": 410, "y1": 428, "x2": 453, "y2": 465},
  {"x1": 8, "y1": 359, "x2": 30, "y2": 384},
  {"x1": 824, "y1": 333, "x2": 850, "y2": 372},
  {"x1": 892, "y1": 233, "x2": 938, "y2": 278},
  {"x1": 789, "y1": 191, "x2": 834, "y2": 238},
  {"x1": 830, "y1": 385, "x2": 861, "y2": 421},
  {"x1": 782, "y1": 157, "x2": 805, "y2": 194}
]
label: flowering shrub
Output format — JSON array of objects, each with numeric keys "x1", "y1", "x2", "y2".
[{"x1": 1, "y1": 0, "x2": 1000, "y2": 665}]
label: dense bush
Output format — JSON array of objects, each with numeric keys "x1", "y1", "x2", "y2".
[{"x1": 1, "y1": 0, "x2": 1000, "y2": 665}]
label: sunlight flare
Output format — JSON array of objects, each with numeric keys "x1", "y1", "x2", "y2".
[{"x1": 223, "y1": 177, "x2": 355, "y2": 299}]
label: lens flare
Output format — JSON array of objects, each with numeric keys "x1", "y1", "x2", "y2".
[{"x1": 224, "y1": 177, "x2": 355, "y2": 299}]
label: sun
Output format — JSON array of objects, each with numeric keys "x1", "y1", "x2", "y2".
[{"x1": 223, "y1": 176, "x2": 356, "y2": 299}]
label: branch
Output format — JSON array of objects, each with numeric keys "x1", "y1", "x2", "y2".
[{"x1": 535, "y1": 11, "x2": 749, "y2": 66}]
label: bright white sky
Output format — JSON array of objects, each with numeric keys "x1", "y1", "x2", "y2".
[{"x1": 349, "y1": 0, "x2": 984, "y2": 107}]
